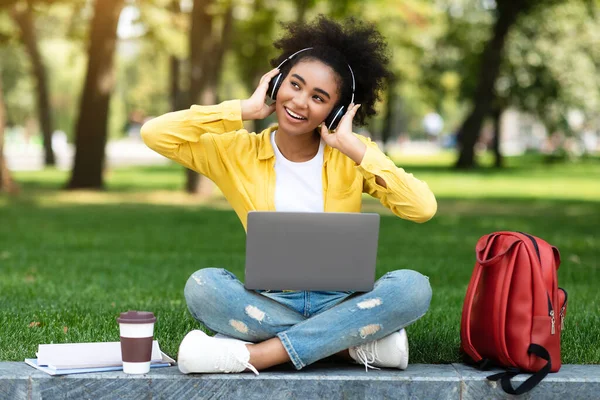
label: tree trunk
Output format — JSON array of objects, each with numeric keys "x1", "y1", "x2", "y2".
[
  {"x1": 491, "y1": 107, "x2": 504, "y2": 168},
  {"x1": 186, "y1": 0, "x2": 233, "y2": 195},
  {"x1": 169, "y1": 0, "x2": 183, "y2": 112},
  {"x1": 185, "y1": 0, "x2": 214, "y2": 194},
  {"x1": 66, "y1": 0, "x2": 124, "y2": 189},
  {"x1": 0, "y1": 67, "x2": 19, "y2": 194},
  {"x1": 455, "y1": 3, "x2": 530, "y2": 169},
  {"x1": 202, "y1": 4, "x2": 233, "y2": 104},
  {"x1": 188, "y1": 0, "x2": 213, "y2": 105},
  {"x1": 169, "y1": 55, "x2": 181, "y2": 111},
  {"x1": 11, "y1": 1, "x2": 55, "y2": 166},
  {"x1": 380, "y1": 78, "x2": 397, "y2": 155}
]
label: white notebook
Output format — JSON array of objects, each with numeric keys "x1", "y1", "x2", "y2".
[{"x1": 25, "y1": 340, "x2": 175, "y2": 375}]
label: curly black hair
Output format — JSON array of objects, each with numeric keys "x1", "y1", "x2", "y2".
[{"x1": 270, "y1": 15, "x2": 393, "y2": 126}]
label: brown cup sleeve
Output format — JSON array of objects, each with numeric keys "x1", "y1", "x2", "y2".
[{"x1": 120, "y1": 337, "x2": 153, "y2": 363}]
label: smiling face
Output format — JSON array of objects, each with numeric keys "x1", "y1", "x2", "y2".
[{"x1": 275, "y1": 59, "x2": 341, "y2": 136}]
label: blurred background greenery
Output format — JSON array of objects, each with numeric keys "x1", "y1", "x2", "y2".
[
  {"x1": 1, "y1": 0, "x2": 599, "y2": 192},
  {"x1": 0, "y1": 0, "x2": 599, "y2": 363}
]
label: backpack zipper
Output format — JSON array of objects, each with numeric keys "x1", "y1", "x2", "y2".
[
  {"x1": 547, "y1": 293, "x2": 555, "y2": 335},
  {"x1": 559, "y1": 287, "x2": 568, "y2": 330}
]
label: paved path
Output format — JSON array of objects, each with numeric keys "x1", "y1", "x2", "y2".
[
  {"x1": 1, "y1": 362, "x2": 598, "y2": 399},
  {"x1": 5, "y1": 140, "x2": 169, "y2": 171},
  {"x1": 4, "y1": 140, "x2": 444, "y2": 172}
]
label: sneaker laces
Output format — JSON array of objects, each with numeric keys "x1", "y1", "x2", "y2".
[
  {"x1": 215, "y1": 345, "x2": 260, "y2": 376},
  {"x1": 354, "y1": 341, "x2": 381, "y2": 372}
]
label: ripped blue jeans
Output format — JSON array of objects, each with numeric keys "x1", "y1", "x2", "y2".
[{"x1": 184, "y1": 268, "x2": 432, "y2": 370}]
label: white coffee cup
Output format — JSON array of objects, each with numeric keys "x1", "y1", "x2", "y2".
[{"x1": 117, "y1": 311, "x2": 156, "y2": 374}]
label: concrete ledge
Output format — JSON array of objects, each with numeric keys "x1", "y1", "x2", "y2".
[{"x1": 1, "y1": 362, "x2": 599, "y2": 399}]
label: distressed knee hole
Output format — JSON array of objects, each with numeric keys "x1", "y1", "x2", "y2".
[
  {"x1": 359, "y1": 324, "x2": 381, "y2": 338},
  {"x1": 357, "y1": 298, "x2": 382, "y2": 309},
  {"x1": 245, "y1": 305, "x2": 265, "y2": 323},
  {"x1": 229, "y1": 319, "x2": 248, "y2": 333},
  {"x1": 192, "y1": 275, "x2": 204, "y2": 285}
]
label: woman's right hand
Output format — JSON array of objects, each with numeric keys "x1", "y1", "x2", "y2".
[{"x1": 241, "y1": 68, "x2": 280, "y2": 120}]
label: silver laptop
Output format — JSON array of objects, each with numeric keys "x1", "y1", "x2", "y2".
[{"x1": 244, "y1": 211, "x2": 380, "y2": 291}]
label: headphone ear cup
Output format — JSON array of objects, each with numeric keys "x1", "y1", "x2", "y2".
[
  {"x1": 267, "y1": 73, "x2": 283, "y2": 102},
  {"x1": 324, "y1": 105, "x2": 345, "y2": 131}
]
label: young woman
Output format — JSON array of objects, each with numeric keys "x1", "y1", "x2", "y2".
[{"x1": 142, "y1": 16, "x2": 436, "y2": 375}]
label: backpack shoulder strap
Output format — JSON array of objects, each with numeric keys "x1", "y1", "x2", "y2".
[
  {"x1": 461, "y1": 233, "x2": 497, "y2": 363},
  {"x1": 486, "y1": 344, "x2": 552, "y2": 395}
]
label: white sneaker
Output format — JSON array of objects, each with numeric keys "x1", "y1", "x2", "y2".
[
  {"x1": 349, "y1": 328, "x2": 409, "y2": 371},
  {"x1": 177, "y1": 330, "x2": 259, "y2": 375}
]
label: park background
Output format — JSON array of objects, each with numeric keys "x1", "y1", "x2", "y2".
[{"x1": 0, "y1": 0, "x2": 598, "y2": 365}]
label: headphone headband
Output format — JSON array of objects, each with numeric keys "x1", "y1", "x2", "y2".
[
  {"x1": 347, "y1": 64, "x2": 355, "y2": 105},
  {"x1": 275, "y1": 47, "x2": 314, "y2": 69}
]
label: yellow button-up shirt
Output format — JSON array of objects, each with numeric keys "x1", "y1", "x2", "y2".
[{"x1": 141, "y1": 100, "x2": 437, "y2": 231}]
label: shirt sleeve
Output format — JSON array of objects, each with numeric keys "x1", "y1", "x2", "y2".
[
  {"x1": 140, "y1": 100, "x2": 244, "y2": 179},
  {"x1": 357, "y1": 136, "x2": 437, "y2": 223}
]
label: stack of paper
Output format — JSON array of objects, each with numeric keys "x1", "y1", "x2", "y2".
[{"x1": 25, "y1": 341, "x2": 175, "y2": 375}]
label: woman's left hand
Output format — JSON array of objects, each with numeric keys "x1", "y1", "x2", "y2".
[{"x1": 319, "y1": 103, "x2": 366, "y2": 164}]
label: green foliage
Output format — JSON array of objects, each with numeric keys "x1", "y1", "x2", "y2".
[
  {"x1": 418, "y1": 1, "x2": 495, "y2": 135},
  {"x1": 42, "y1": 38, "x2": 86, "y2": 139},
  {"x1": 360, "y1": 1, "x2": 453, "y2": 135},
  {"x1": 500, "y1": 1, "x2": 600, "y2": 132},
  {"x1": 0, "y1": 9, "x2": 17, "y2": 45},
  {"x1": 135, "y1": 0, "x2": 187, "y2": 58},
  {"x1": 0, "y1": 11, "x2": 34, "y2": 125},
  {"x1": 1, "y1": 51, "x2": 36, "y2": 125},
  {"x1": 1, "y1": 2, "x2": 89, "y2": 139},
  {"x1": 113, "y1": 39, "x2": 171, "y2": 129},
  {"x1": 419, "y1": 0, "x2": 600, "y2": 137},
  {"x1": 33, "y1": 1, "x2": 87, "y2": 41},
  {"x1": 2, "y1": 0, "x2": 599, "y2": 148},
  {"x1": 230, "y1": 0, "x2": 278, "y2": 93}
]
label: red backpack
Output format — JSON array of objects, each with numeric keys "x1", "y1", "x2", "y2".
[{"x1": 460, "y1": 231, "x2": 568, "y2": 395}]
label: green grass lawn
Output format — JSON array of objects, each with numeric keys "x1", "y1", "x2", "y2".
[{"x1": 1, "y1": 153, "x2": 599, "y2": 365}]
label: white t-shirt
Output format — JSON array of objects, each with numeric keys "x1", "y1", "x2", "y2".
[{"x1": 271, "y1": 131, "x2": 324, "y2": 212}]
